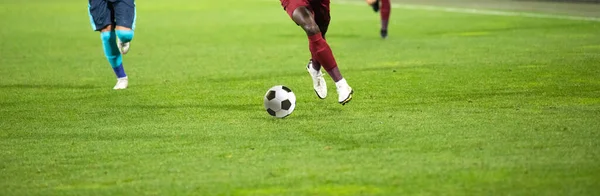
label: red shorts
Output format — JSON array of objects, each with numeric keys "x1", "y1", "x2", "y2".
[{"x1": 280, "y1": 0, "x2": 331, "y2": 28}]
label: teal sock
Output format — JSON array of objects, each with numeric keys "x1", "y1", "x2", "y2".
[
  {"x1": 116, "y1": 30, "x2": 134, "y2": 43},
  {"x1": 100, "y1": 31, "x2": 126, "y2": 78}
]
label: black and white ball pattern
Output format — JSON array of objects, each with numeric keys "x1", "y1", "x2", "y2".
[{"x1": 264, "y1": 85, "x2": 296, "y2": 118}]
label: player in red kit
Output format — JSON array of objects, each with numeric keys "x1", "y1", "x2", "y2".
[
  {"x1": 369, "y1": 0, "x2": 391, "y2": 38},
  {"x1": 280, "y1": 0, "x2": 353, "y2": 105}
]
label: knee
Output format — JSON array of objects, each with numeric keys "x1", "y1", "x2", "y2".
[
  {"x1": 302, "y1": 24, "x2": 321, "y2": 36},
  {"x1": 292, "y1": 7, "x2": 321, "y2": 36},
  {"x1": 116, "y1": 30, "x2": 134, "y2": 43},
  {"x1": 100, "y1": 31, "x2": 115, "y2": 42}
]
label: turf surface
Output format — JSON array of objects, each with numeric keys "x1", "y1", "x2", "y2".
[{"x1": 1, "y1": 0, "x2": 599, "y2": 195}]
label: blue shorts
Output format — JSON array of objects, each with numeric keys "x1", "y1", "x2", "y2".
[{"x1": 88, "y1": 0, "x2": 136, "y2": 31}]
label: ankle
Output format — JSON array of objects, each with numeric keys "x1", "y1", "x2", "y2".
[{"x1": 335, "y1": 78, "x2": 348, "y2": 89}]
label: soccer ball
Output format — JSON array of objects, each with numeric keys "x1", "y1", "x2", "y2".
[{"x1": 264, "y1": 85, "x2": 296, "y2": 118}]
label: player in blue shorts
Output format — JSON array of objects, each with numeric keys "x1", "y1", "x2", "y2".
[{"x1": 88, "y1": 0, "x2": 136, "y2": 89}]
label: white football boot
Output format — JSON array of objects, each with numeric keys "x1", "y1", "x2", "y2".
[
  {"x1": 335, "y1": 78, "x2": 353, "y2": 105},
  {"x1": 117, "y1": 39, "x2": 130, "y2": 55},
  {"x1": 307, "y1": 60, "x2": 327, "y2": 99},
  {"x1": 113, "y1": 76, "x2": 128, "y2": 90}
]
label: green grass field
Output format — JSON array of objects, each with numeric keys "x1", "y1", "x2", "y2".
[{"x1": 1, "y1": 0, "x2": 600, "y2": 195}]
